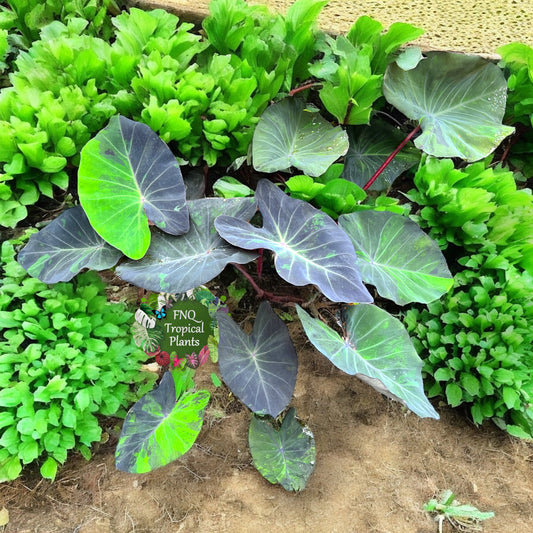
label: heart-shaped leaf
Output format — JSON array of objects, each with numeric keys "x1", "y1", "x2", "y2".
[
  {"x1": 383, "y1": 52, "x2": 515, "y2": 161},
  {"x1": 296, "y1": 304, "x2": 439, "y2": 419},
  {"x1": 338, "y1": 210, "x2": 453, "y2": 304},
  {"x1": 215, "y1": 180, "x2": 372, "y2": 303},
  {"x1": 252, "y1": 98, "x2": 349, "y2": 177},
  {"x1": 217, "y1": 301, "x2": 298, "y2": 417},
  {"x1": 115, "y1": 371, "x2": 209, "y2": 474},
  {"x1": 78, "y1": 115, "x2": 189, "y2": 260},
  {"x1": 117, "y1": 197, "x2": 257, "y2": 293},
  {"x1": 343, "y1": 120, "x2": 420, "y2": 191},
  {"x1": 249, "y1": 407, "x2": 316, "y2": 491},
  {"x1": 17, "y1": 206, "x2": 122, "y2": 283}
]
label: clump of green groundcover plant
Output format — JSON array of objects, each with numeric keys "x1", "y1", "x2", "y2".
[
  {"x1": 497, "y1": 42, "x2": 533, "y2": 179},
  {"x1": 0, "y1": 0, "x2": 327, "y2": 228},
  {"x1": 497, "y1": 42, "x2": 533, "y2": 128},
  {"x1": 0, "y1": 0, "x2": 122, "y2": 47},
  {"x1": 0, "y1": 232, "x2": 156, "y2": 482},
  {"x1": 406, "y1": 158, "x2": 533, "y2": 275},
  {"x1": 404, "y1": 257, "x2": 533, "y2": 439}
]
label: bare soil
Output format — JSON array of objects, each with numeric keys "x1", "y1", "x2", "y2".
[{"x1": 1, "y1": 319, "x2": 532, "y2": 533}]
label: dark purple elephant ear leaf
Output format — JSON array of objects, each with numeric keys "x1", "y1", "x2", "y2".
[
  {"x1": 217, "y1": 301, "x2": 298, "y2": 417},
  {"x1": 116, "y1": 197, "x2": 257, "y2": 293},
  {"x1": 215, "y1": 179, "x2": 373, "y2": 303},
  {"x1": 78, "y1": 115, "x2": 189, "y2": 260},
  {"x1": 17, "y1": 206, "x2": 122, "y2": 283}
]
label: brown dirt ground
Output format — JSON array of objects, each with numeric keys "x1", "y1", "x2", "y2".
[{"x1": 1, "y1": 319, "x2": 532, "y2": 533}]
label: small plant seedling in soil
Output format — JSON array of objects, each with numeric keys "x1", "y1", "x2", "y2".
[{"x1": 424, "y1": 490, "x2": 495, "y2": 533}]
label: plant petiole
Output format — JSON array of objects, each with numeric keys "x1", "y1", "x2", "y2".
[{"x1": 362, "y1": 124, "x2": 421, "y2": 190}]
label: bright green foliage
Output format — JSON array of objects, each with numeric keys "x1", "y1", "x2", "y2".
[
  {"x1": 497, "y1": 42, "x2": 533, "y2": 127},
  {"x1": 309, "y1": 16, "x2": 423, "y2": 125},
  {"x1": 407, "y1": 158, "x2": 533, "y2": 275},
  {"x1": 0, "y1": 29, "x2": 8, "y2": 73},
  {"x1": 284, "y1": 163, "x2": 410, "y2": 218},
  {"x1": 1, "y1": 0, "x2": 325, "y2": 227},
  {"x1": 203, "y1": 0, "x2": 325, "y2": 89},
  {"x1": 405, "y1": 155, "x2": 533, "y2": 438},
  {"x1": 0, "y1": 233, "x2": 156, "y2": 481},
  {"x1": 497, "y1": 42, "x2": 533, "y2": 178},
  {"x1": 0, "y1": 0, "x2": 121, "y2": 46},
  {"x1": 424, "y1": 489, "x2": 495, "y2": 530},
  {"x1": 404, "y1": 260, "x2": 533, "y2": 439}
]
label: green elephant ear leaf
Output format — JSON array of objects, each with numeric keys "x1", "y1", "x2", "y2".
[
  {"x1": 343, "y1": 120, "x2": 420, "y2": 191},
  {"x1": 115, "y1": 371, "x2": 210, "y2": 474},
  {"x1": 17, "y1": 206, "x2": 122, "y2": 283},
  {"x1": 249, "y1": 407, "x2": 316, "y2": 491},
  {"x1": 383, "y1": 52, "x2": 515, "y2": 161},
  {"x1": 338, "y1": 210, "x2": 453, "y2": 304},
  {"x1": 296, "y1": 304, "x2": 439, "y2": 419},
  {"x1": 78, "y1": 115, "x2": 189, "y2": 260},
  {"x1": 252, "y1": 98, "x2": 349, "y2": 177}
]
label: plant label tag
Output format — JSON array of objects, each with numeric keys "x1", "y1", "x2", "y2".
[{"x1": 157, "y1": 300, "x2": 212, "y2": 359}]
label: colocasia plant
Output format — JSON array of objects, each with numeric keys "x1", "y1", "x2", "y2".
[{"x1": 15, "y1": 32, "x2": 516, "y2": 487}]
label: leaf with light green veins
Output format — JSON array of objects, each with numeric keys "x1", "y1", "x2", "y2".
[
  {"x1": 215, "y1": 180, "x2": 373, "y2": 304},
  {"x1": 252, "y1": 99, "x2": 349, "y2": 177},
  {"x1": 115, "y1": 371, "x2": 209, "y2": 473},
  {"x1": 338, "y1": 210, "x2": 453, "y2": 305},
  {"x1": 297, "y1": 304, "x2": 439, "y2": 419},
  {"x1": 78, "y1": 116, "x2": 189, "y2": 260},
  {"x1": 249, "y1": 408, "x2": 316, "y2": 491},
  {"x1": 383, "y1": 52, "x2": 515, "y2": 161}
]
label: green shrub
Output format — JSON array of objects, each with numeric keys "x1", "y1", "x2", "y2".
[
  {"x1": 0, "y1": 232, "x2": 156, "y2": 481},
  {"x1": 0, "y1": 0, "x2": 121, "y2": 46},
  {"x1": 405, "y1": 156, "x2": 533, "y2": 439},
  {"x1": 497, "y1": 42, "x2": 533, "y2": 128},
  {"x1": 497, "y1": 42, "x2": 533, "y2": 179},
  {"x1": 406, "y1": 157, "x2": 533, "y2": 275},
  {"x1": 404, "y1": 258, "x2": 533, "y2": 439},
  {"x1": 0, "y1": 0, "x2": 326, "y2": 228}
]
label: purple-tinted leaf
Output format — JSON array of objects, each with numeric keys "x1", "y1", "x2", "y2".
[
  {"x1": 115, "y1": 371, "x2": 209, "y2": 474},
  {"x1": 17, "y1": 206, "x2": 122, "y2": 283},
  {"x1": 217, "y1": 301, "x2": 298, "y2": 417},
  {"x1": 117, "y1": 197, "x2": 257, "y2": 293},
  {"x1": 215, "y1": 179, "x2": 372, "y2": 303},
  {"x1": 78, "y1": 116, "x2": 189, "y2": 260}
]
